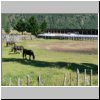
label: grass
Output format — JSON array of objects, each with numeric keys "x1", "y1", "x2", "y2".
[{"x1": 2, "y1": 39, "x2": 98, "y2": 86}]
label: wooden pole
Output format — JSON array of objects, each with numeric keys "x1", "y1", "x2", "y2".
[
  {"x1": 90, "y1": 69, "x2": 92, "y2": 86},
  {"x1": 84, "y1": 69, "x2": 86, "y2": 86},
  {"x1": 70, "y1": 73, "x2": 72, "y2": 86},
  {"x1": 27, "y1": 75, "x2": 30, "y2": 86},
  {"x1": 77, "y1": 69, "x2": 79, "y2": 86},
  {"x1": 38, "y1": 74, "x2": 42, "y2": 86},
  {"x1": 9, "y1": 77, "x2": 12, "y2": 86},
  {"x1": 64, "y1": 74, "x2": 66, "y2": 86},
  {"x1": 18, "y1": 78, "x2": 21, "y2": 86}
]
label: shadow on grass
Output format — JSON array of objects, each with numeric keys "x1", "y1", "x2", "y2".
[{"x1": 2, "y1": 58, "x2": 98, "y2": 75}]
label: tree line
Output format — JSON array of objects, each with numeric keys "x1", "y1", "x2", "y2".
[
  {"x1": 2, "y1": 14, "x2": 98, "y2": 36},
  {"x1": 4, "y1": 16, "x2": 47, "y2": 36}
]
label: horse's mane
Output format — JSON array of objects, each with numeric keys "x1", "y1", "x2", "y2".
[{"x1": 23, "y1": 48, "x2": 32, "y2": 51}]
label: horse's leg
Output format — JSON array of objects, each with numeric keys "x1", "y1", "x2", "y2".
[
  {"x1": 14, "y1": 49, "x2": 17, "y2": 54},
  {"x1": 10, "y1": 47, "x2": 13, "y2": 52},
  {"x1": 14, "y1": 49, "x2": 15, "y2": 53},
  {"x1": 18, "y1": 50, "x2": 20, "y2": 54},
  {"x1": 29, "y1": 55, "x2": 31, "y2": 60},
  {"x1": 23, "y1": 52, "x2": 24, "y2": 59},
  {"x1": 6, "y1": 43, "x2": 8, "y2": 47},
  {"x1": 14, "y1": 48, "x2": 17, "y2": 53},
  {"x1": 17, "y1": 49, "x2": 20, "y2": 54},
  {"x1": 32, "y1": 52, "x2": 35, "y2": 60},
  {"x1": 25, "y1": 54, "x2": 27, "y2": 59},
  {"x1": 20, "y1": 48, "x2": 23, "y2": 53},
  {"x1": 20, "y1": 48, "x2": 22, "y2": 53}
]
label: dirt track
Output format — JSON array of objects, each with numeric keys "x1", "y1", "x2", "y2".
[{"x1": 41, "y1": 41, "x2": 98, "y2": 54}]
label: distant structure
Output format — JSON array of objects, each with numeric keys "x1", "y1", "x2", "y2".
[
  {"x1": 45, "y1": 29, "x2": 98, "y2": 35},
  {"x1": 38, "y1": 29, "x2": 98, "y2": 40}
]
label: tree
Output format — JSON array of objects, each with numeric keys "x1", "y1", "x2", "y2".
[
  {"x1": 40, "y1": 20, "x2": 47, "y2": 33},
  {"x1": 13, "y1": 18, "x2": 26, "y2": 35},
  {"x1": 4, "y1": 23, "x2": 10, "y2": 34},
  {"x1": 2, "y1": 14, "x2": 98, "y2": 30},
  {"x1": 28, "y1": 16, "x2": 39, "y2": 36}
]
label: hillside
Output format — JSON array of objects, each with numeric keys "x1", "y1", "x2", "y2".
[{"x1": 2, "y1": 14, "x2": 98, "y2": 30}]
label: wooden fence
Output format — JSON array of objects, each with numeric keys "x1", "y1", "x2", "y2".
[
  {"x1": 38, "y1": 33, "x2": 98, "y2": 40},
  {"x1": 2, "y1": 34, "x2": 36, "y2": 42},
  {"x1": 2, "y1": 34, "x2": 98, "y2": 42},
  {"x1": 7, "y1": 69, "x2": 93, "y2": 86}
]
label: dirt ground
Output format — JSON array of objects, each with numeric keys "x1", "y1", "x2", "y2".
[
  {"x1": 28, "y1": 40, "x2": 98, "y2": 54},
  {"x1": 40, "y1": 41, "x2": 98, "y2": 54}
]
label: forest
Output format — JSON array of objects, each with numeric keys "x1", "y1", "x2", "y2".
[{"x1": 2, "y1": 13, "x2": 98, "y2": 30}]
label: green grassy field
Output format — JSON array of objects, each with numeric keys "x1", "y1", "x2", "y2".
[{"x1": 2, "y1": 39, "x2": 98, "y2": 86}]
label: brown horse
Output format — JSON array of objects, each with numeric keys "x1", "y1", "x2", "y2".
[
  {"x1": 6, "y1": 41, "x2": 15, "y2": 47},
  {"x1": 11, "y1": 44, "x2": 24, "y2": 53},
  {"x1": 23, "y1": 48, "x2": 35, "y2": 60}
]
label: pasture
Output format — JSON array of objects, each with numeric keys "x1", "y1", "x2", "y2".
[{"x1": 2, "y1": 39, "x2": 98, "y2": 86}]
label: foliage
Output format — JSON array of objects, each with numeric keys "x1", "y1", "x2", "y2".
[
  {"x1": 2, "y1": 14, "x2": 98, "y2": 30},
  {"x1": 40, "y1": 20, "x2": 47, "y2": 32},
  {"x1": 13, "y1": 18, "x2": 26, "y2": 34},
  {"x1": 27, "y1": 16, "x2": 39, "y2": 36},
  {"x1": 4, "y1": 23, "x2": 10, "y2": 34}
]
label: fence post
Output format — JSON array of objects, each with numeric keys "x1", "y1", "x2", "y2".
[
  {"x1": 70, "y1": 73, "x2": 72, "y2": 86},
  {"x1": 18, "y1": 78, "x2": 21, "y2": 86},
  {"x1": 27, "y1": 75, "x2": 30, "y2": 86},
  {"x1": 63, "y1": 74, "x2": 66, "y2": 86},
  {"x1": 38, "y1": 74, "x2": 42, "y2": 86},
  {"x1": 77, "y1": 69, "x2": 79, "y2": 86},
  {"x1": 9, "y1": 77, "x2": 12, "y2": 86},
  {"x1": 84, "y1": 69, "x2": 86, "y2": 86},
  {"x1": 90, "y1": 69, "x2": 92, "y2": 86}
]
